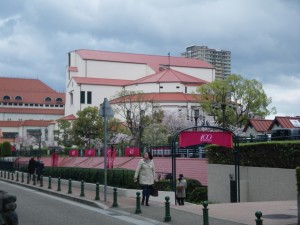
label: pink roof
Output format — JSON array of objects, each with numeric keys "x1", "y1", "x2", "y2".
[
  {"x1": 0, "y1": 77, "x2": 65, "y2": 104},
  {"x1": 0, "y1": 107, "x2": 64, "y2": 115},
  {"x1": 127, "y1": 68, "x2": 208, "y2": 85},
  {"x1": 75, "y1": 49, "x2": 213, "y2": 72},
  {"x1": 68, "y1": 67, "x2": 78, "y2": 72},
  {"x1": 73, "y1": 77, "x2": 131, "y2": 86},
  {"x1": 110, "y1": 92, "x2": 199, "y2": 104},
  {"x1": 243, "y1": 119, "x2": 273, "y2": 132}
]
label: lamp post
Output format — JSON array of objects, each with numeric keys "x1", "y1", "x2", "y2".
[{"x1": 99, "y1": 98, "x2": 114, "y2": 202}]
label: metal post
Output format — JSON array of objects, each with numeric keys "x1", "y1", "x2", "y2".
[
  {"x1": 33, "y1": 174, "x2": 36, "y2": 185},
  {"x1": 202, "y1": 201, "x2": 209, "y2": 225},
  {"x1": 16, "y1": 172, "x2": 19, "y2": 182},
  {"x1": 8, "y1": 171, "x2": 10, "y2": 179},
  {"x1": 57, "y1": 177, "x2": 61, "y2": 191},
  {"x1": 21, "y1": 172, "x2": 24, "y2": 183},
  {"x1": 40, "y1": 175, "x2": 43, "y2": 187},
  {"x1": 164, "y1": 196, "x2": 171, "y2": 222},
  {"x1": 95, "y1": 183, "x2": 100, "y2": 200},
  {"x1": 112, "y1": 187, "x2": 118, "y2": 207},
  {"x1": 255, "y1": 211, "x2": 263, "y2": 225},
  {"x1": 135, "y1": 192, "x2": 142, "y2": 214},
  {"x1": 68, "y1": 179, "x2": 72, "y2": 194},
  {"x1": 80, "y1": 180, "x2": 85, "y2": 197},
  {"x1": 11, "y1": 172, "x2": 14, "y2": 180},
  {"x1": 48, "y1": 176, "x2": 52, "y2": 189},
  {"x1": 27, "y1": 173, "x2": 29, "y2": 184}
]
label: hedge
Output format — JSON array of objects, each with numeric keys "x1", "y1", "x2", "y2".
[{"x1": 206, "y1": 141, "x2": 300, "y2": 169}]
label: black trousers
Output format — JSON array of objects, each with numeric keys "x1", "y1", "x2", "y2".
[{"x1": 141, "y1": 185, "x2": 151, "y2": 203}]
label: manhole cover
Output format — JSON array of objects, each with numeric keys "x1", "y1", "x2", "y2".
[{"x1": 263, "y1": 214, "x2": 297, "y2": 219}]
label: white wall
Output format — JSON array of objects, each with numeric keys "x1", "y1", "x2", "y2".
[
  {"x1": 208, "y1": 164, "x2": 297, "y2": 203},
  {"x1": 171, "y1": 66, "x2": 215, "y2": 82}
]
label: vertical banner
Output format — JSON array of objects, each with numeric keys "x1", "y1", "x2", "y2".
[
  {"x1": 69, "y1": 149, "x2": 79, "y2": 157},
  {"x1": 124, "y1": 147, "x2": 140, "y2": 157},
  {"x1": 84, "y1": 149, "x2": 96, "y2": 157},
  {"x1": 51, "y1": 151, "x2": 58, "y2": 167},
  {"x1": 107, "y1": 147, "x2": 116, "y2": 168},
  {"x1": 179, "y1": 131, "x2": 233, "y2": 148}
]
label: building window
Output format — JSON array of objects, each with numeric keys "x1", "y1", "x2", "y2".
[
  {"x1": 176, "y1": 86, "x2": 180, "y2": 89},
  {"x1": 70, "y1": 92, "x2": 73, "y2": 105},
  {"x1": 87, "y1": 91, "x2": 92, "y2": 104},
  {"x1": 56, "y1": 97, "x2": 63, "y2": 102},
  {"x1": 160, "y1": 86, "x2": 163, "y2": 89},
  {"x1": 80, "y1": 91, "x2": 85, "y2": 104},
  {"x1": 3, "y1": 95, "x2": 10, "y2": 100},
  {"x1": 45, "y1": 97, "x2": 52, "y2": 102},
  {"x1": 15, "y1": 96, "x2": 22, "y2": 101},
  {"x1": 185, "y1": 87, "x2": 187, "y2": 93}
]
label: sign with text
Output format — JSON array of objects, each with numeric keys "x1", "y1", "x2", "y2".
[
  {"x1": 69, "y1": 149, "x2": 79, "y2": 157},
  {"x1": 179, "y1": 131, "x2": 233, "y2": 148},
  {"x1": 84, "y1": 149, "x2": 96, "y2": 157},
  {"x1": 124, "y1": 147, "x2": 140, "y2": 157}
]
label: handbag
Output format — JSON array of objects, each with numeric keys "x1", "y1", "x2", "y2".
[{"x1": 150, "y1": 185, "x2": 159, "y2": 197}]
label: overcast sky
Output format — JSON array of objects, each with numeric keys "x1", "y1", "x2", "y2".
[{"x1": 0, "y1": 0, "x2": 299, "y2": 119}]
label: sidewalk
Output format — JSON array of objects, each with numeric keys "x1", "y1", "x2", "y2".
[{"x1": 0, "y1": 172, "x2": 298, "y2": 225}]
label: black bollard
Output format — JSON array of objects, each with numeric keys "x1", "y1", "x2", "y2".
[
  {"x1": 95, "y1": 183, "x2": 100, "y2": 200},
  {"x1": 40, "y1": 175, "x2": 44, "y2": 187},
  {"x1": 68, "y1": 179, "x2": 72, "y2": 194},
  {"x1": 135, "y1": 192, "x2": 142, "y2": 214},
  {"x1": 8, "y1": 171, "x2": 10, "y2": 180},
  {"x1": 112, "y1": 187, "x2": 118, "y2": 207},
  {"x1": 255, "y1": 211, "x2": 263, "y2": 225},
  {"x1": 4, "y1": 170, "x2": 6, "y2": 179},
  {"x1": 57, "y1": 177, "x2": 61, "y2": 191},
  {"x1": 164, "y1": 196, "x2": 171, "y2": 222},
  {"x1": 202, "y1": 201, "x2": 209, "y2": 225},
  {"x1": 27, "y1": 173, "x2": 30, "y2": 184},
  {"x1": 21, "y1": 172, "x2": 24, "y2": 183},
  {"x1": 0, "y1": 170, "x2": 2, "y2": 177},
  {"x1": 11, "y1": 172, "x2": 14, "y2": 180},
  {"x1": 48, "y1": 176, "x2": 52, "y2": 189},
  {"x1": 33, "y1": 174, "x2": 36, "y2": 185},
  {"x1": 16, "y1": 172, "x2": 19, "y2": 182},
  {"x1": 80, "y1": 180, "x2": 85, "y2": 197}
]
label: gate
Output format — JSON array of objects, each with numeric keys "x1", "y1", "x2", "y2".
[{"x1": 171, "y1": 125, "x2": 240, "y2": 203}]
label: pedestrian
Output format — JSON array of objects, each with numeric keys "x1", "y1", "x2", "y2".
[
  {"x1": 134, "y1": 152, "x2": 155, "y2": 206},
  {"x1": 28, "y1": 157, "x2": 36, "y2": 180},
  {"x1": 35, "y1": 156, "x2": 44, "y2": 181},
  {"x1": 176, "y1": 174, "x2": 187, "y2": 205}
]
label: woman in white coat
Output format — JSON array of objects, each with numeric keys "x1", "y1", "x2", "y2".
[{"x1": 134, "y1": 152, "x2": 155, "y2": 206}]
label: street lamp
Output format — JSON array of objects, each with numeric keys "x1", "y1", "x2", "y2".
[{"x1": 99, "y1": 98, "x2": 114, "y2": 202}]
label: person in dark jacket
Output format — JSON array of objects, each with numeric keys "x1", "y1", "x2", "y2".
[
  {"x1": 35, "y1": 156, "x2": 44, "y2": 181},
  {"x1": 28, "y1": 157, "x2": 36, "y2": 180}
]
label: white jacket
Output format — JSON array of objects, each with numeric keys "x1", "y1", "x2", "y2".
[{"x1": 134, "y1": 158, "x2": 155, "y2": 185}]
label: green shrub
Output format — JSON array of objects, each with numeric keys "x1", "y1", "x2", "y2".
[
  {"x1": 0, "y1": 142, "x2": 12, "y2": 157},
  {"x1": 187, "y1": 186, "x2": 207, "y2": 203}
]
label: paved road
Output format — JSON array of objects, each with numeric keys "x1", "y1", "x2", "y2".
[{"x1": 1, "y1": 181, "x2": 164, "y2": 225}]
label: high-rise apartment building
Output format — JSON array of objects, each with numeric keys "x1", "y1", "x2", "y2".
[{"x1": 181, "y1": 45, "x2": 231, "y2": 80}]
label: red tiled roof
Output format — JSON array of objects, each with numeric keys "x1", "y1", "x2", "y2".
[
  {"x1": 75, "y1": 49, "x2": 213, "y2": 72},
  {"x1": 268, "y1": 116, "x2": 300, "y2": 129},
  {"x1": 73, "y1": 77, "x2": 131, "y2": 86},
  {"x1": 0, "y1": 120, "x2": 53, "y2": 127},
  {"x1": 110, "y1": 92, "x2": 199, "y2": 104},
  {"x1": 0, "y1": 77, "x2": 65, "y2": 104},
  {"x1": 68, "y1": 67, "x2": 78, "y2": 72},
  {"x1": 0, "y1": 107, "x2": 64, "y2": 115},
  {"x1": 58, "y1": 114, "x2": 77, "y2": 121},
  {"x1": 127, "y1": 68, "x2": 208, "y2": 85},
  {"x1": 243, "y1": 119, "x2": 273, "y2": 132}
]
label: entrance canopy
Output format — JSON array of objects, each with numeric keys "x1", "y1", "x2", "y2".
[{"x1": 179, "y1": 131, "x2": 233, "y2": 148}]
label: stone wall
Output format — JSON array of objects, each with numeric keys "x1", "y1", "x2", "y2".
[{"x1": 0, "y1": 190, "x2": 18, "y2": 225}]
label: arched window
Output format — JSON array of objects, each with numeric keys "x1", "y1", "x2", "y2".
[
  {"x1": 45, "y1": 97, "x2": 52, "y2": 102},
  {"x1": 56, "y1": 97, "x2": 63, "y2": 102},
  {"x1": 3, "y1": 95, "x2": 10, "y2": 100},
  {"x1": 15, "y1": 96, "x2": 22, "y2": 101}
]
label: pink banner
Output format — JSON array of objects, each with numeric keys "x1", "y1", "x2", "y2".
[
  {"x1": 107, "y1": 147, "x2": 116, "y2": 168},
  {"x1": 51, "y1": 152, "x2": 58, "y2": 167},
  {"x1": 124, "y1": 147, "x2": 140, "y2": 157},
  {"x1": 69, "y1": 149, "x2": 79, "y2": 157},
  {"x1": 84, "y1": 149, "x2": 96, "y2": 157},
  {"x1": 179, "y1": 131, "x2": 233, "y2": 148}
]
